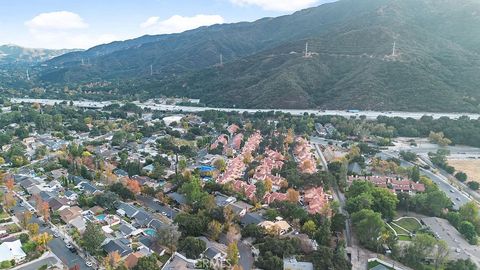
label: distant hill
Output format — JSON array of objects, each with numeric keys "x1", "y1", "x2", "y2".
[
  {"x1": 36, "y1": 0, "x2": 480, "y2": 112},
  {"x1": 0, "y1": 45, "x2": 79, "y2": 64}
]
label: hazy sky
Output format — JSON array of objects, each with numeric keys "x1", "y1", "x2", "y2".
[{"x1": 0, "y1": 0, "x2": 333, "y2": 49}]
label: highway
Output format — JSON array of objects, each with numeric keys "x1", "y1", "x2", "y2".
[
  {"x1": 377, "y1": 152, "x2": 470, "y2": 209},
  {"x1": 10, "y1": 98, "x2": 480, "y2": 120}
]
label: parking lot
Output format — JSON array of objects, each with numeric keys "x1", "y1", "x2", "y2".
[{"x1": 422, "y1": 217, "x2": 480, "y2": 266}]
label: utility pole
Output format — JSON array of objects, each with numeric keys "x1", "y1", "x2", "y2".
[
  {"x1": 220, "y1": 54, "x2": 223, "y2": 67},
  {"x1": 150, "y1": 64, "x2": 153, "y2": 76},
  {"x1": 26, "y1": 69, "x2": 30, "y2": 81}
]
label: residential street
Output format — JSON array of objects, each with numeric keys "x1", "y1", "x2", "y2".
[{"x1": 11, "y1": 202, "x2": 92, "y2": 270}]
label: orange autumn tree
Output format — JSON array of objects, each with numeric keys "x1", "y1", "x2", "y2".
[
  {"x1": 5, "y1": 177, "x2": 14, "y2": 191},
  {"x1": 126, "y1": 179, "x2": 141, "y2": 195},
  {"x1": 39, "y1": 201, "x2": 50, "y2": 222},
  {"x1": 287, "y1": 188, "x2": 300, "y2": 203}
]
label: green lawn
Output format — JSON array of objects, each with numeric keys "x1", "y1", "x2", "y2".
[
  {"x1": 389, "y1": 222, "x2": 410, "y2": 235},
  {"x1": 394, "y1": 218, "x2": 422, "y2": 232},
  {"x1": 397, "y1": 235, "x2": 412, "y2": 241},
  {"x1": 368, "y1": 260, "x2": 394, "y2": 270}
]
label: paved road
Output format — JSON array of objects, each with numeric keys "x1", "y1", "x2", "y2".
[
  {"x1": 378, "y1": 152, "x2": 470, "y2": 209},
  {"x1": 423, "y1": 217, "x2": 480, "y2": 267},
  {"x1": 10, "y1": 98, "x2": 480, "y2": 120},
  {"x1": 237, "y1": 241, "x2": 254, "y2": 270},
  {"x1": 313, "y1": 143, "x2": 352, "y2": 247}
]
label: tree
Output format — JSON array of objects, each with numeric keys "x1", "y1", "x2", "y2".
[
  {"x1": 223, "y1": 206, "x2": 235, "y2": 229},
  {"x1": 455, "y1": 172, "x2": 468, "y2": 182},
  {"x1": 400, "y1": 151, "x2": 417, "y2": 162},
  {"x1": 179, "y1": 237, "x2": 206, "y2": 259},
  {"x1": 402, "y1": 233, "x2": 439, "y2": 269},
  {"x1": 19, "y1": 211, "x2": 32, "y2": 229},
  {"x1": 331, "y1": 213, "x2": 346, "y2": 233},
  {"x1": 432, "y1": 239, "x2": 449, "y2": 270},
  {"x1": 286, "y1": 188, "x2": 300, "y2": 203},
  {"x1": 255, "y1": 181, "x2": 266, "y2": 201},
  {"x1": 227, "y1": 242, "x2": 239, "y2": 265},
  {"x1": 83, "y1": 222, "x2": 106, "y2": 255},
  {"x1": 445, "y1": 259, "x2": 477, "y2": 270},
  {"x1": 133, "y1": 255, "x2": 160, "y2": 270},
  {"x1": 208, "y1": 220, "x2": 223, "y2": 241},
  {"x1": 351, "y1": 209, "x2": 385, "y2": 250},
  {"x1": 410, "y1": 166, "x2": 420, "y2": 182},
  {"x1": 104, "y1": 251, "x2": 122, "y2": 270},
  {"x1": 371, "y1": 188, "x2": 399, "y2": 221},
  {"x1": 213, "y1": 158, "x2": 227, "y2": 172},
  {"x1": 429, "y1": 131, "x2": 451, "y2": 146},
  {"x1": 155, "y1": 224, "x2": 181, "y2": 253},
  {"x1": 459, "y1": 221, "x2": 477, "y2": 244},
  {"x1": 3, "y1": 192, "x2": 16, "y2": 212},
  {"x1": 27, "y1": 223, "x2": 39, "y2": 236},
  {"x1": 126, "y1": 179, "x2": 141, "y2": 194},
  {"x1": 39, "y1": 201, "x2": 50, "y2": 222},
  {"x1": 302, "y1": 220, "x2": 317, "y2": 237},
  {"x1": 227, "y1": 225, "x2": 241, "y2": 245},
  {"x1": 467, "y1": 181, "x2": 479, "y2": 190},
  {"x1": 32, "y1": 232, "x2": 52, "y2": 250},
  {"x1": 459, "y1": 201, "x2": 480, "y2": 226},
  {"x1": 264, "y1": 178, "x2": 273, "y2": 193},
  {"x1": 4, "y1": 177, "x2": 14, "y2": 191}
]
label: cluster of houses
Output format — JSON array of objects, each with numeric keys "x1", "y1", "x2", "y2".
[
  {"x1": 294, "y1": 137, "x2": 318, "y2": 174},
  {"x1": 12, "y1": 169, "x2": 173, "y2": 269},
  {"x1": 347, "y1": 175, "x2": 426, "y2": 194}
]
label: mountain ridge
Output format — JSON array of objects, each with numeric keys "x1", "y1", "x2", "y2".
[{"x1": 27, "y1": 0, "x2": 480, "y2": 112}]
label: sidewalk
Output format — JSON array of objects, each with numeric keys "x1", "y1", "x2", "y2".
[{"x1": 12, "y1": 251, "x2": 63, "y2": 270}]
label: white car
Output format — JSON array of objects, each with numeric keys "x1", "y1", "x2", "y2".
[
  {"x1": 86, "y1": 261, "x2": 93, "y2": 267},
  {"x1": 65, "y1": 243, "x2": 73, "y2": 249},
  {"x1": 53, "y1": 232, "x2": 60, "y2": 238}
]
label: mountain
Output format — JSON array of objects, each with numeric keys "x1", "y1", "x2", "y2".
[
  {"x1": 37, "y1": 0, "x2": 480, "y2": 112},
  {"x1": 0, "y1": 45, "x2": 79, "y2": 64}
]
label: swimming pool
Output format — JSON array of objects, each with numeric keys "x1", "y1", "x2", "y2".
[
  {"x1": 144, "y1": 228, "x2": 156, "y2": 236},
  {"x1": 96, "y1": 214, "x2": 106, "y2": 221}
]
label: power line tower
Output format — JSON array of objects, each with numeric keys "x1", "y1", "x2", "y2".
[
  {"x1": 26, "y1": 69, "x2": 30, "y2": 81},
  {"x1": 303, "y1": 42, "x2": 312, "y2": 58},
  {"x1": 220, "y1": 54, "x2": 223, "y2": 67},
  {"x1": 150, "y1": 64, "x2": 153, "y2": 76},
  {"x1": 392, "y1": 41, "x2": 397, "y2": 57}
]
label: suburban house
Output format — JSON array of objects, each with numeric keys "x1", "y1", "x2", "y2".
[
  {"x1": 59, "y1": 206, "x2": 83, "y2": 224},
  {"x1": 0, "y1": 240, "x2": 26, "y2": 263}
]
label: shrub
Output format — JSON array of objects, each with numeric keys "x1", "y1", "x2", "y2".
[{"x1": 0, "y1": 260, "x2": 12, "y2": 269}]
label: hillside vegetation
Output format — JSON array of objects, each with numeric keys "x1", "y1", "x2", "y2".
[{"x1": 28, "y1": 0, "x2": 480, "y2": 112}]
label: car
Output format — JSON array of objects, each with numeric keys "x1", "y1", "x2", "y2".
[
  {"x1": 450, "y1": 189, "x2": 454, "y2": 193},
  {"x1": 162, "y1": 211, "x2": 167, "y2": 216},
  {"x1": 53, "y1": 232, "x2": 60, "y2": 238},
  {"x1": 65, "y1": 243, "x2": 73, "y2": 249},
  {"x1": 456, "y1": 197, "x2": 461, "y2": 201},
  {"x1": 86, "y1": 261, "x2": 93, "y2": 267}
]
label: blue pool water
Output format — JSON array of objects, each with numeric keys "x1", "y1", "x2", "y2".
[
  {"x1": 96, "y1": 214, "x2": 106, "y2": 221},
  {"x1": 144, "y1": 229, "x2": 156, "y2": 236}
]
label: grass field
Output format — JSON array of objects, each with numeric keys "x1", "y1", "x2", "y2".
[
  {"x1": 394, "y1": 217, "x2": 422, "y2": 232},
  {"x1": 448, "y1": 159, "x2": 480, "y2": 181}
]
